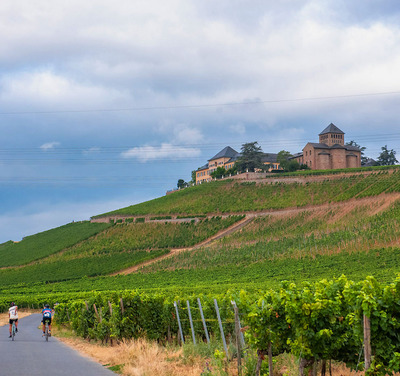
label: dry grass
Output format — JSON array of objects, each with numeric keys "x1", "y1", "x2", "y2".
[
  {"x1": 54, "y1": 327, "x2": 206, "y2": 376},
  {"x1": 0, "y1": 309, "x2": 38, "y2": 326},
  {"x1": 51, "y1": 327, "x2": 372, "y2": 376}
]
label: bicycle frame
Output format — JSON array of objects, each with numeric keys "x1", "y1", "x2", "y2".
[
  {"x1": 45, "y1": 322, "x2": 49, "y2": 342},
  {"x1": 11, "y1": 321, "x2": 16, "y2": 341}
]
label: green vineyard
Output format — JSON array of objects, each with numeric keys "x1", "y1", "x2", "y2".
[
  {"x1": 95, "y1": 168, "x2": 400, "y2": 217},
  {"x1": 2, "y1": 276, "x2": 400, "y2": 374},
  {"x1": 2, "y1": 167, "x2": 400, "y2": 374}
]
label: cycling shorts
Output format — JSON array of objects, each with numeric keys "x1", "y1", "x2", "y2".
[
  {"x1": 9, "y1": 318, "x2": 18, "y2": 324},
  {"x1": 42, "y1": 317, "x2": 52, "y2": 324}
]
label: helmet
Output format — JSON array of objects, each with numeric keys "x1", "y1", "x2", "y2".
[
  {"x1": 45, "y1": 304, "x2": 50, "y2": 308},
  {"x1": 10, "y1": 302, "x2": 14, "y2": 307}
]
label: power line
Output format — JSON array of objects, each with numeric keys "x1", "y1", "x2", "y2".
[
  {"x1": 1, "y1": 132, "x2": 400, "y2": 154},
  {"x1": 1, "y1": 90, "x2": 400, "y2": 115}
]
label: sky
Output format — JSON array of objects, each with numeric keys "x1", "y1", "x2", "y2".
[{"x1": 1, "y1": 0, "x2": 400, "y2": 243}]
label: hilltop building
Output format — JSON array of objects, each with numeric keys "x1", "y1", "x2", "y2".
[
  {"x1": 195, "y1": 123, "x2": 361, "y2": 184},
  {"x1": 291, "y1": 123, "x2": 361, "y2": 170},
  {"x1": 196, "y1": 146, "x2": 281, "y2": 184}
]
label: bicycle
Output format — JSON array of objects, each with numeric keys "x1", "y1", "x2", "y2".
[
  {"x1": 44, "y1": 321, "x2": 50, "y2": 342},
  {"x1": 11, "y1": 321, "x2": 16, "y2": 341}
]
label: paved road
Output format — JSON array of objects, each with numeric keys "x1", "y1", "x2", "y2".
[{"x1": 0, "y1": 314, "x2": 115, "y2": 375}]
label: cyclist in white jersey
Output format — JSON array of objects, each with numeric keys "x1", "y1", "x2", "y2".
[{"x1": 9, "y1": 302, "x2": 18, "y2": 338}]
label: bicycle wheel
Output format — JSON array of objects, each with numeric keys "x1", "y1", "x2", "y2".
[
  {"x1": 45, "y1": 323, "x2": 49, "y2": 342},
  {"x1": 12, "y1": 322, "x2": 15, "y2": 341}
]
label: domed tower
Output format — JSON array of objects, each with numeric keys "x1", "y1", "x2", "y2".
[{"x1": 319, "y1": 123, "x2": 344, "y2": 146}]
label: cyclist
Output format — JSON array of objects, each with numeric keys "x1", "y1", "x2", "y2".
[
  {"x1": 41, "y1": 304, "x2": 53, "y2": 336},
  {"x1": 9, "y1": 302, "x2": 18, "y2": 338}
]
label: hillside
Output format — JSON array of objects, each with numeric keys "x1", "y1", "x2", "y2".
[
  {"x1": 0, "y1": 222, "x2": 110, "y2": 267},
  {"x1": 0, "y1": 216, "x2": 243, "y2": 285},
  {"x1": 1, "y1": 167, "x2": 400, "y2": 294},
  {"x1": 3, "y1": 167, "x2": 400, "y2": 374},
  {"x1": 93, "y1": 167, "x2": 400, "y2": 218}
]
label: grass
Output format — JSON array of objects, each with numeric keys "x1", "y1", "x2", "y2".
[
  {"x1": 143, "y1": 196, "x2": 400, "y2": 272},
  {"x1": 54, "y1": 325, "x2": 206, "y2": 376},
  {"x1": 0, "y1": 221, "x2": 110, "y2": 267},
  {"x1": 2, "y1": 170, "x2": 400, "y2": 307},
  {"x1": 93, "y1": 168, "x2": 400, "y2": 218},
  {"x1": 0, "y1": 216, "x2": 243, "y2": 286},
  {"x1": 52, "y1": 324, "x2": 367, "y2": 376}
]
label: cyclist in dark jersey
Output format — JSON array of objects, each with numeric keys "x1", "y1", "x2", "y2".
[{"x1": 41, "y1": 304, "x2": 53, "y2": 336}]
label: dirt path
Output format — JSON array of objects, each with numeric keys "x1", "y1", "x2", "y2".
[{"x1": 111, "y1": 215, "x2": 254, "y2": 275}]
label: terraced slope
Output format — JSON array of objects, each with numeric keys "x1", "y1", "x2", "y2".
[
  {"x1": 0, "y1": 216, "x2": 243, "y2": 285},
  {"x1": 0, "y1": 221, "x2": 110, "y2": 267},
  {"x1": 143, "y1": 194, "x2": 400, "y2": 273},
  {"x1": 2, "y1": 168, "x2": 400, "y2": 295},
  {"x1": 93, "y1": 168, "x2": 400, "y2": 218}
]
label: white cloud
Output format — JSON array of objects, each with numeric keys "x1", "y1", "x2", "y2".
[
  {"x1": 40, "y1": 142, "x2": 60, "y2": 150},
  {"x1": 171, "y1": 124, "x2": 204, "y2": 145},
  {"x1": 82, "y1": 147, "x2": 101, "y2": 155},
  {"x1": 121, "y1": 143, "x2": 201, "y2": 162},
  {"x1": 0, "y1": 70, "x2": 129, "y2": 110},
  {"x1": 1, "y1": 1, "x2": 400, "y2": 125}
]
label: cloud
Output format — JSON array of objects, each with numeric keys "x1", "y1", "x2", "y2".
[
  {"x1": 0, "y1": 70, "x2": 128, "y2": 110},
  {"x1": 82, "y1": 147, "x2": 101, "y2": 155},
  {"x1": 40, "y1": 142, "x2": 60, "y2": 150},
  {"x1": 1, "y1": 0, "x2": 400, "y2": 246},
  {"x1": 1, "y1": 1, "x2": 400, "y2": 126},
  {"x1": 121, "y1": 143, "x2": 201, "y2": 162}
]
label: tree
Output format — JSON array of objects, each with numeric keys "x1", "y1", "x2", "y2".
[
  {"x1": 286, "y1": 160, "x2": 301, "y2": 172},
  {"x1": 377, "y1": 145, "x2": 398, "y2": 166},
  {"x1": 276, "y1": 150, "x2": 304, "y2": 172},
  {"x1": 346, "y1": 140, "x2": 368, "y2": 165},
  {"x1": 210, "y1": 166, "x2": 226, "y2": 179},
  {"x1": 226, "y1": 164, "x2": 238, "y2": 176},
  {"x1": 235, "y1": 142, "x2": 264, "y2": 172},
  {"x1": 177, "y1": 179, "x2": 188, "y2": 189},
  {"x1": 191, "y1": 170, "x2": 197, "y2": 184},
  {"x1": 277, "y1": 150, "x2": 292, "y2": 171}
]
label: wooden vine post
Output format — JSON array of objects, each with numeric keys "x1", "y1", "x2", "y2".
[
  {"x1": 233, "y1": 305, "x2": 242, "y2": 376},
  {"x1": 186, "y1": 300, "x2": 196, "y2": 345},
  {"x1": 93, "y1": 303, "x2": 101, "y2": 322},
  {"x1": 120, "y1": 298, "x2": 124, "y2": 315},
  {"x1": 214, "y1": 299, "x2": 229, "y2": 360},
  {"x1": 174, "y1": 301, "x2": 185, "y2": 345},
  {"x1": 363, "y1": 314, "x2": 371, "y2": 372},
  {"x1": 198, "y1": 298, "x2": 210, "y2": 343}
]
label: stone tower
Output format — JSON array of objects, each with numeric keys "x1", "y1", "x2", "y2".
[{"x1": 319, "y1": 123, "x2": 345, "y2": 146}]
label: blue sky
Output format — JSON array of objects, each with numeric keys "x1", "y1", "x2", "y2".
[{"x1": 1, "y1": 0, "x2": 400, "y2": 243}]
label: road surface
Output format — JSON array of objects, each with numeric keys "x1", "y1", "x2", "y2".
[{"x1": 0, "y1": 313, "x2": 115, "y2": 375}]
